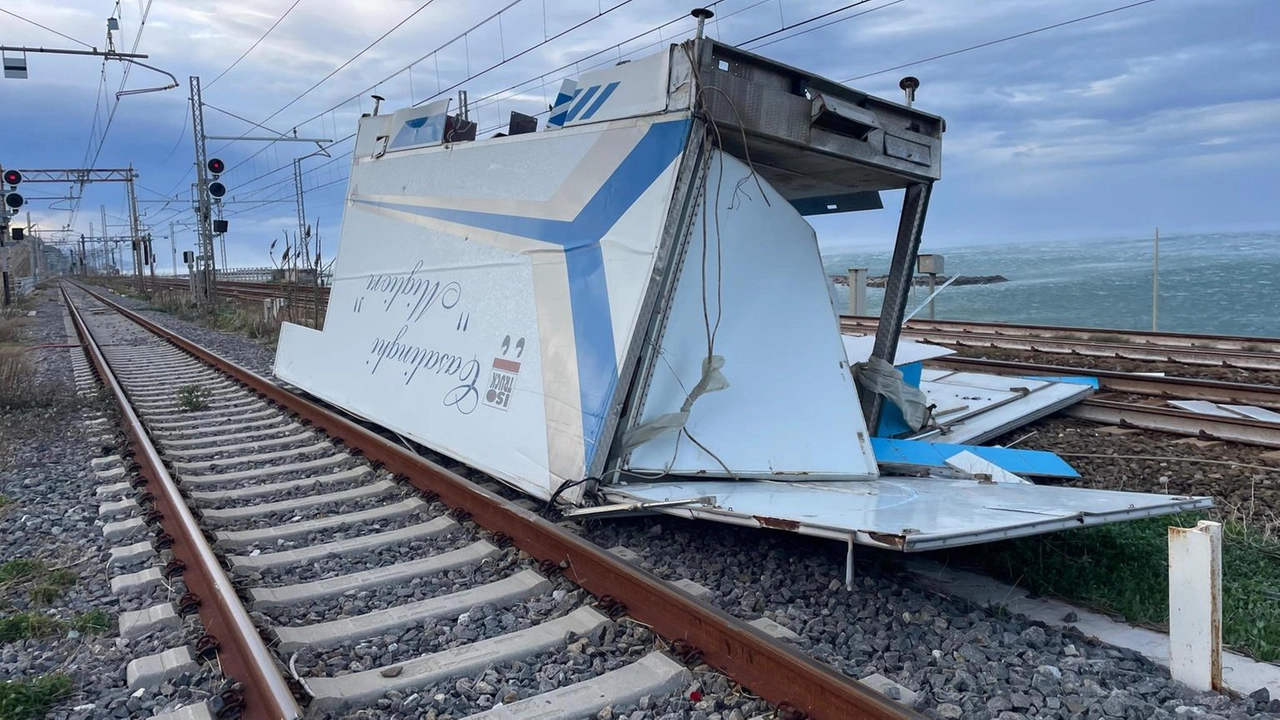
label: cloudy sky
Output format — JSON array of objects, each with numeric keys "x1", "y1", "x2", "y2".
[{"x1": 1, "y1": 0, "x2": 1276, "y2": 269}]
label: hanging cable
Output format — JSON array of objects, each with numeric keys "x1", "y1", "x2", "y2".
[
  {"x1": 207, "y1": 0, "x2": 307, "y2": 87},
  {"x1": 0, "y1": 8, "x2": 95, "y2": 47},
  {"x1": 844, "y1": 0, "x2": 1161, "y2": 82}
]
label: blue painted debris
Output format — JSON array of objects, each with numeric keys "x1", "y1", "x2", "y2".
[{"x1": 870, "y1": 437, "x2": 1079, "y2": 478}]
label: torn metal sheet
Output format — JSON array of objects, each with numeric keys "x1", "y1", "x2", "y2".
[
  {"x1": 911, "y1": 369, "x2": 1093, "y2": 445},
  {"x1": 605, "y1": 480, "x2": 1212, "y2": 552},
  {"x1": 944, "y1": 450, "x2": 1031, "y2": 484},
  {"x1": 1170, "y1": 400, "x2": 1280, "y2": 424}
]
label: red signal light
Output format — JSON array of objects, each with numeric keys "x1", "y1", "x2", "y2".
[
  {"x1": 2, "y1": 170, "x2": 21, "y2": 185},
  {"x1": 207, "y1": 158, "x2": 225, "y2": 175}
]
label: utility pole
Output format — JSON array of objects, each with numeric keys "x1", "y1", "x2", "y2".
[
  {"x1": 126, "y1": 165, "x2": 145, "y2": 292},
  {"x1": 1153, "y1": 226, "x2": 1160, "y2": 331},
  {"x1": 190, "y1": 76, "x2": 218, "y2": 311},
  {"x1": 293, "y1": 157, "x2": 307, "y2": 257},
  {"x1": 100, "y1": 205, "x2": 109, "y2": 274}
]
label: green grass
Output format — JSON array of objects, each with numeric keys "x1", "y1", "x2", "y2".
[
  {"x1": 26, "y1": 586, "x2": 61, "y2": 605},
  {"x1": 70, "y1": 610, "x2": 111, "y2": 635},
  {"x1": 0, "y1": 613, "x2": 64, "y2": 642},
  {"x1": 175, "y1": 384, "x2": 212, "y2": 411},
  {"x1": 0, "y1": 495, "x2": 9, "y2": 509},
  {"x1": 0, "y1": 610, "x2": 112, "y2": 642},
  {"x1": 968, "y1": 513, "x2": 1280, "y2": 661},
  {"x1": 43, "y1": 570, "x2": 77, "y2": 588},
  {"x1": 0, "y1": 674, "x2": 73, "y2": 720},
  {"x1": 0, "y1": 559, "x2": 45, "y2": 585}
]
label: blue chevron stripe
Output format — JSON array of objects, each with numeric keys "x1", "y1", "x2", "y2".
[{"x1": 354, "y1": 118, "x2": 691, "y2": 472}]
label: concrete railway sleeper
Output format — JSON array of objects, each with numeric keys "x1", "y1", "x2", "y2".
[{"x1": 64, "y1": 281, "x2": 920, "y2": 720}]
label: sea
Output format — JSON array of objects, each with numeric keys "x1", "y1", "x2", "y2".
[{"x1": 821, "y1": 231, "x2": 1280, "y2": 339}]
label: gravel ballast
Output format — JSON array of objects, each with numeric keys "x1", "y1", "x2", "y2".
[
  {"x1": 1, "y1": 288, "x2": 222, "y2": 720},
  {"x1": 71, "y1": 287, "x2": 1280, "y2": 719}
]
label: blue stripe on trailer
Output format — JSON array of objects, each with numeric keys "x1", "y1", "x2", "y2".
[
  {"x1": 1024, "y1": 375, "x2": 1101, "y2": 389},
  {"x1": 871, "y1": 437, "x2": 1079, "y2": 478},
  {"x1": 354, "y1": 117, "x2": 692, "y2": 473}
]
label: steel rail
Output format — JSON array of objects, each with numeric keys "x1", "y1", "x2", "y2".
[
  {"x1": 840, "y1": 315, "x2": 1280, "y2": 354},
  {"x1": 868, "y1": 328, "x2": 1280, "y2": 371},
  {"x1": 928, "y1": 356, "x2": 1280, "y2": 410},
  {"x1": 74, "y1": 282, "x2": 921, "y2": 720},
  {"x1": 1067, "y1": 399, "x2": 1280, "y2": 448},
  {"x1": 61, "y1": 284, "x2": 303, "y2": 720}
]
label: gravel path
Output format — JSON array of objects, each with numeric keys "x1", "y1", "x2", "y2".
[{"x1": 0, "y1": 288, "x2": 223, "y2": 720}]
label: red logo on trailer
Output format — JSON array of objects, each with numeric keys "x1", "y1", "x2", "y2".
[{"x1": 484, "y1": 336, "x2": 524, "y2": 411}]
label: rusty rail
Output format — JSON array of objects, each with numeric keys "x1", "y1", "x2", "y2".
[
  {"x1": 72, "y1": 282, "x2": 922, "y2": 719},
  {"x1": 61, "y1": 284, "x2": 303, "y2": 720},
  {"x1": 1067, "y1": 399, "x2": 1280, "y2": 449},
  {"x1": 840, "y1": 315, "x2": 1280, "y2": 354}
]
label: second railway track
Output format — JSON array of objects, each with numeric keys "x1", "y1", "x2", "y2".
[{"x1": 64, "y1": 281, "x2": 917, "y2": 720}]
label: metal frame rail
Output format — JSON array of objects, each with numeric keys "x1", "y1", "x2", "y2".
[
  {"x1": 71, "y1": 281, "x2": 921, "y2": 720},
  {"x1": 61, "y1": 284, "x2": 304, "y2": 720}
]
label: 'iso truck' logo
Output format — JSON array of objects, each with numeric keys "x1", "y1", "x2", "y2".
[{"x1": 483, "y1": 336, "x2": 524, "y2": 411}]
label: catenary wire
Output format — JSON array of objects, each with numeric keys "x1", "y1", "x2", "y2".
[{"x1": 207, "y1": 0, "x2": 306, "y2": 87}]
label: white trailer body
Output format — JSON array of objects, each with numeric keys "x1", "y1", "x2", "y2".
[{"x1": 275, "y1": 39, "x2": 1211, "y2": 548}]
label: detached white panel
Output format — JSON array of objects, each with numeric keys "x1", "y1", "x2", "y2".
[
  {"x1": 607, "y1": 480, "x2": 1213, "y2": 551},
  {"x1": 842, "y1": 335, "x2": 954, "y2": 366},
  {"x1": 554, "y1": 49, "x2": 673, "y2": 128},
  {"x1": 913, "y1": 369, "x2": 1093, "y2": 445},
  {"x1": 624, "y1": 151, "x2": 877, "y2": 479},
  {"x1": 275, "y1": 114, "x2": 692, "y2": 502}
]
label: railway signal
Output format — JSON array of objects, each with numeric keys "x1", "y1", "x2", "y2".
[
  {"x1": 2, "y1": 169, "x2": 22, "y2": 210},
  {"x1": 207, "y1": 158, "x2": 227, "y2": 198}
]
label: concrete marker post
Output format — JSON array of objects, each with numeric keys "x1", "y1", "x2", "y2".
[{"x1": 1168, "y1": 519, "x2": 1223, "y2": 692}]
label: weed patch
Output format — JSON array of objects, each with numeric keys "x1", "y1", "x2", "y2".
[
  {"x1": 0, "y1": 349, "x2": 40, "y2": 410},
  {"x1": 176, "y1": 384, "x2": 212, "y2": 411},
  {"x1": 0, "y1": 613, "x2": 64, "y2": 642},
  {"x1": 0, "y1": 559, "x2": 45, "y2": 585},
  {"x1": 0, "y1": 674, "x2": 73, "y2": 720},
  {"x1": 0, "y1": 610, "x2": 112, "y2": 642}
]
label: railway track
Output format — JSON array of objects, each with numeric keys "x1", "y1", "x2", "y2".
[
  {"x1": 64, "y1": 281, "x2": 918, "y2": 720},
  {"x1": 928, "y1": 356, "x2": 1280, "y2": 448},
  {"x1": 840, "y1": 316, "x2": 1280, "y2": 355},
  {"x1": 842, "y1": 322, "x2": 1280, "y2": 371}
]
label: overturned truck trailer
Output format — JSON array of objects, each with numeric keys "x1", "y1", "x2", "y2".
[{"x1": 275, "y1": 37, "x2": 1209, "y2": 552}]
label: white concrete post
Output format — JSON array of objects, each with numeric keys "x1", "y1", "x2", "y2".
[
  {"x1": 1168, "y1": 520, "x2": 1223, "y2": 692},
  {"x1": 847, "y1": 268, "x2": 868, "y2": 316}
]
